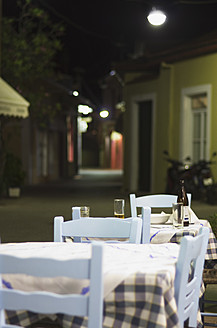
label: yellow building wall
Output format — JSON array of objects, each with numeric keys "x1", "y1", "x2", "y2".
[
  {"x1": 123, "y1": 52, "x2": 217, "y2": 193},
  {"x1": 171, "y1": 53, "x2": 217, "y2": 181},
  {"x1": 123, "y1": 67, "x2": 172, "y2": 193}
]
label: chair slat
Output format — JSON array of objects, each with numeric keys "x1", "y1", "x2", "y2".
[
  {"x1": 54, "y1": 216, "x2": 142, "y2": 244},
  {"x1": 0, "y1": 255, "x2": 90, "y2": 279},
  {"x1": 1, "y1": 290, "x2": 88, "y2": 316}
]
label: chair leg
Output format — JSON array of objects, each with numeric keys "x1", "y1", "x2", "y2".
[
  {"x1": 200, "y1": 297, "x2": 205, "y2": 326},
  {"x1": 200, "y1": 287, "x2": 217, "y2": 328},
  {"x1": 201, "y1": 267, "x2": 217, "y2": 327}
]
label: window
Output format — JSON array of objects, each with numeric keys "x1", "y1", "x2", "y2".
[
  {"x1": 192, "y1": 94, "x2": 207, "y2": 162},
  {"x1": 181, "y1": 85, "x2": 211, "y2": 163}
]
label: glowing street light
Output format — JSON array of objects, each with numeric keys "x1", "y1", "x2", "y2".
[
  {"x1": 73, "y1": 90, "x2": 79, "y2": 97},
  {"x1": 78, "y1": 104, "x2": 93, "y2": 115},
  {"x1": 100, "y1": 109, "x2": 109, "y2": 118},
  {"x1": 147, "y1": 8, "x2": 167, "y2": 26},
  {"x1": 79, "y1": 119, "x2": 88, "y2": 133}
]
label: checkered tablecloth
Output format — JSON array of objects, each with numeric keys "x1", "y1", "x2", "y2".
[
  {"x1": 1, "y1": 242, "x2": 180, "y2": 328},
  {"x1": 150, "y1": 219, "x2": 217, "y2": 261}
]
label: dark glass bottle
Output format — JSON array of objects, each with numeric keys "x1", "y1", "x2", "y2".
[{"x1": 177, "y1": 179, "x2": 189, "y2": 226}]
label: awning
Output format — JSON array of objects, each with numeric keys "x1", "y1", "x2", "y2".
[{"x1": 0, "y1": 77, "x2": 29, "y2": 118}]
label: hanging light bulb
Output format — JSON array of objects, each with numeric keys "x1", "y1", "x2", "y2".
[{"x1": 147, "y1": 8, "x2": 167, "y2": 26}]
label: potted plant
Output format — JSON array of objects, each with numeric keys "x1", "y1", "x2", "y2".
[{"x1": 3, "y1": 152, "x2": 26, "y2": 197}]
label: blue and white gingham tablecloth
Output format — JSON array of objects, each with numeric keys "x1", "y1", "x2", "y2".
[{"x1": 0, "y1": 242, "x2": 181, "y2": 328}]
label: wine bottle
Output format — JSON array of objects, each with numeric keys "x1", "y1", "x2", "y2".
[{"x1": 177, "y1": 179, "x2": 189, "y2": 226}]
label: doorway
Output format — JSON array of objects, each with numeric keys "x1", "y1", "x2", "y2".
[{"x1": 138, "y1": 100, "x2": 153, "y2": 192}]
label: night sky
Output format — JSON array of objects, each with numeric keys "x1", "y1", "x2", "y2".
[{"x1": 3, "y1": 0, "x2": 217, "y2": 99}]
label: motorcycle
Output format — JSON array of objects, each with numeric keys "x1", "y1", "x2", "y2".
[
  {"x1": 163, "y1": 150, "x2": 194, "y2": 195},
  {"x1": 191, "y1": 152, "x2": 217, "y2": 204},
  {"x1": 164, "y1": 150, "x2": 217, "y2": 204}
]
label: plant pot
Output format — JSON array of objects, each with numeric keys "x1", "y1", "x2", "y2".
[{"x1": 8, "y1": 187, "x2": 21, "y2": 198}]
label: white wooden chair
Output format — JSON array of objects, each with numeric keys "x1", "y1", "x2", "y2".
[
  {"x1": 130, "y1": 193, "x2": 192, "y2": 217},
  {"x1": 54, "y1": 216, "x2": 142, "y2": 244},
  {"x1": 0, "y1": 242, "x2": 104, "y2": 328},
  {"x1": 174, "y1": 226, "x2": 209, "y2": 328},
  {"x1": 130, "y1": 193, "x2": 191, "y2": 244}
]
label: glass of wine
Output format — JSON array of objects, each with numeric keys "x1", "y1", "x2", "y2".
[{"x1": 114, "y1": 199, "x2": 125, "y2": 219}]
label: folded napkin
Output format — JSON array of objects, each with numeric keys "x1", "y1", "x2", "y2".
[{"x1": 150, "y1": 227, "x2": 177, "y2": 243}]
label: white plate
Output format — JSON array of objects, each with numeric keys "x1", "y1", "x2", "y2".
[{"x1": 151, "y1": 213, "x2": 170, "y2": 224}]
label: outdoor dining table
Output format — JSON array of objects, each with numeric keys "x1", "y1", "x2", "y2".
[
  {"x1": 150, "y1": 219, "x2": 217, "y2": 265},
  {"x1": 1, "y1": 241, "x2": 181, "y2": 328}
]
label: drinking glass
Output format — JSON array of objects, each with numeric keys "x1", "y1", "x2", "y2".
[
  {"x1": 80, "y1": 206, "x2": 90, "y2": 217},
  {"x1": 114, "y1": 199, "x2": 125, "y2": 219},
  {"x1": 172, "y1": 203, "x2": 183, "y2": 228},
  {"x1": 72, "y1": 206, "x2": 90, "y2": 219}
]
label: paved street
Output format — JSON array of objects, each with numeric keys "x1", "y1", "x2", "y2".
[
  {"x1": 0, "y1": 169, "x2": 127, "y2": 243},
  {"x1": 0, "y1": 168, "x2": 217, "y2": 243}
]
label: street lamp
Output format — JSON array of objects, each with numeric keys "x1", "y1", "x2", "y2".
[
  {"x1": 147, "y1": 8, "x2": 167, "y2": 26},
  {"x1": 72, "y1": 90, "x2": 79, "y2": 97},
  {"x1": 100, "y1": 109, "x2": 109, "y2": 118},
  {"x1": 78, "y1": 104, "x2": 93, "y2": 115}
]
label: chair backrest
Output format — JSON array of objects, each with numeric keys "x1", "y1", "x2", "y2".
[
  {"x1": 54, "y1": 216, "x2": 142, "y2": 244},
  {"x1": 130, "y1": 193, "x2": 192, "y2": 217},
  {"x1": 0, "y1": 242, "x2": 104, "y2": 328},
  {"x1": 174, "y1": 226, "x2": 209, "y2": 328}
]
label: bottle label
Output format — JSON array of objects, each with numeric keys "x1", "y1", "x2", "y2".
[{"x1": 183, "y1": 206, "x2": 190, "y2": 223}]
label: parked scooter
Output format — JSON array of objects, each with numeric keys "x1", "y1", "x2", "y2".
[
  {"x1": 164, "y1": 150, "x2": 217, "y2": 204},
  {"x1": 191, "y1": 152, "x2": 217, "y2": 204},
  {"x1": 163, "y1": 150, "x2": 194, "y2": 195}
]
